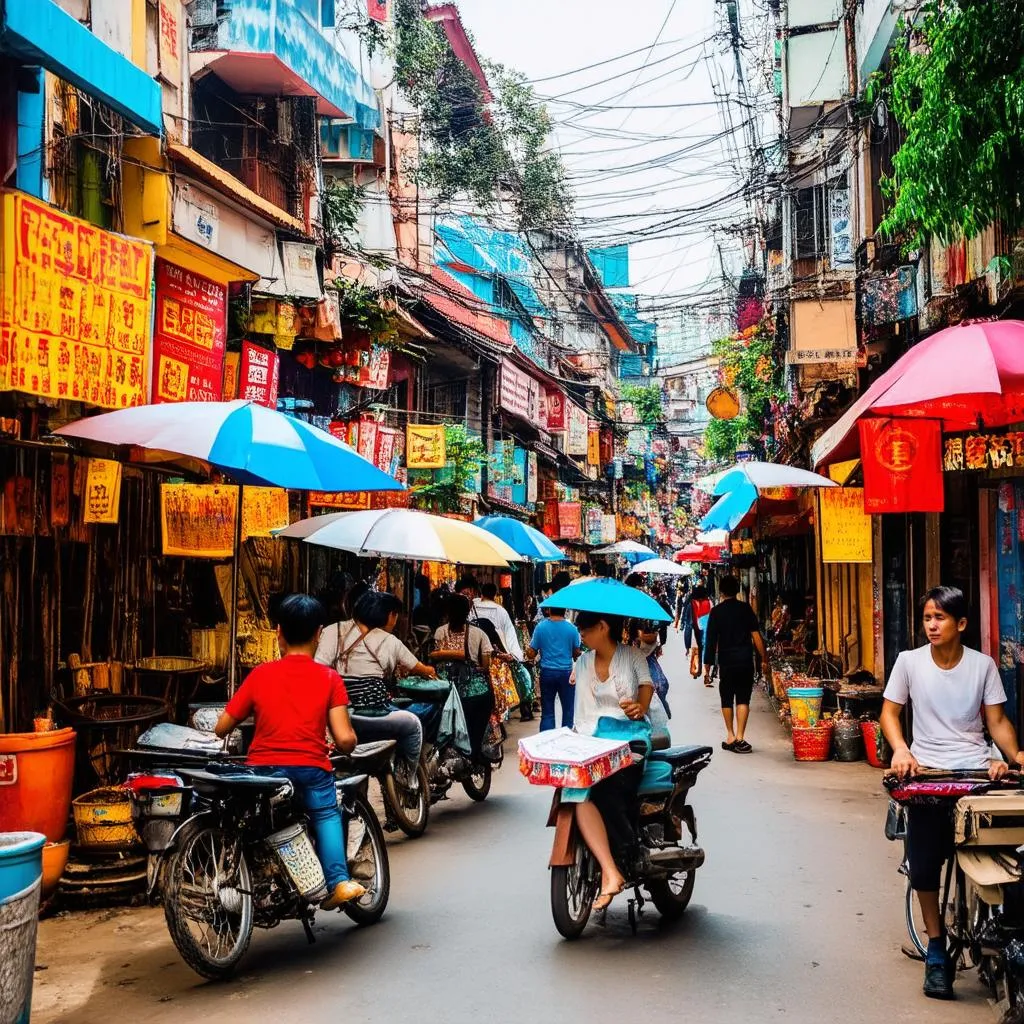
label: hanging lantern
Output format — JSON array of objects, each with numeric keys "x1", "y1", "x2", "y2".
[{"x1": 706, "y1": 387, "x2": 741, "y2": 420}]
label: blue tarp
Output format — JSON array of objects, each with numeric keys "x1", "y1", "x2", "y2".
[{"x1": 589, "y1": 245, "x2": 630, "y2": 288}]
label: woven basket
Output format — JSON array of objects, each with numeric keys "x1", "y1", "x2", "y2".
[{"x1": 792, "y1": 720, "x2": 834, "y2": 762}]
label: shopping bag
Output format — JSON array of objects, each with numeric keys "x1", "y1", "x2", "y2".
[
  {"x1": 438, "y1": 681, "x2": 472, "y2": 756},
  {"x1": 513, "y1": 662, "x2": 535, "y2": 703},
  {"x1": 689, "y1": 647, "x2": 700, "y2": 678}
]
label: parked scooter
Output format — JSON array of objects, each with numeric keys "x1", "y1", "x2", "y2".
[
  {"x1": 547, "y1": 729, "x2": 712, "y2": 938},
  {"x1": 395, "y1": 672, "x2": 498, "y2": 804},
  {"x1": 886, "y1": 770, "x2": 1024, "y2": 1020},
  {"x1": 127, "y1": 725, "x2": 390, "y2": 980},
  {"x1": 336, "y1": 736, "x2": 430, "y2": 838}
]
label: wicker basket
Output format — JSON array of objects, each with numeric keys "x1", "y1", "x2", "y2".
[{"x1": 792, "y1": 720, "x2": 834, "y2": 762}]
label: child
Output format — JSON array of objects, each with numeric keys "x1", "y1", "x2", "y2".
[{"x1": 216, "y1": 593, "x2": 365, "y2": 910}]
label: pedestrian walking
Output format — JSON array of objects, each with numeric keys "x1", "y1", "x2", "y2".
[
  {"x1": 703, "y1": 575, "x2": 768, "y2": 753},
  {"x1": 688, "y1": 583, "x2": 713, "y2": 676},
  {"x1": 527, "y1": 604, "x2": 582, "y2": 730}
]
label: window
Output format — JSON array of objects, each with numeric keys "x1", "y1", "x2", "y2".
[{"x1": 790, "y1": 184, "x2": 826, "y2": 260}]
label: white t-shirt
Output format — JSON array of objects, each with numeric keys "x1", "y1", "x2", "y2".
[
  {"x1": 883, "y1": 645, "x2": 1007, "y2": 769},
  {"x1": 573, "y1": 645, "x2": 655, "y2": 738},
  {"x1": 315, "y1": 620, "x2": 419, "y2": 678},
  {"x1": 471, "y1": 599, "x2": 524, "y2": 660}
]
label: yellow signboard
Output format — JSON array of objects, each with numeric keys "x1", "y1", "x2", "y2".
[
  {"x1": 0, "y1": 191, "x2": 153, "y2": 409},
  {"x1": 819, "y1": 487, "x2": 872, "y2": 564},
  {"x1": 161, "y1": 483, "x2": 238, "y2": 558},
  {"x1": 406, "y1": 424, "x2": 446, "y2": 469},
  {"x1": 242, "y1": 487, "x2": 289, "y2": 539},
  {"x1": 83, "y1": 459, "x2": 122, "y2": 525}
]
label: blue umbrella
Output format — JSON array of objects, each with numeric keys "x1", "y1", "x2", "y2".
[
  {"x1": 541, "y1": 578, "x2": 672, "y2": 622},
  {"x1": 699, "y1": 479, "x2": 758, "y2": 532},
  {"x1": 474, "y1": 514, "x2": 565, "y2": 562}
]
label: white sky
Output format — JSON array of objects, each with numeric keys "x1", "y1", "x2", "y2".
[{"x1": 451, "y1": 0, "x2": 769, "y2": 318}]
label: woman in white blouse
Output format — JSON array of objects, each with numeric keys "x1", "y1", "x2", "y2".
[{"x1": 572, "y1": 610, "x2": 654, "y2": 911}]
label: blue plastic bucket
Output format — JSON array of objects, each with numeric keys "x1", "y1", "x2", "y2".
[
  {"x1": 0, "y1": 831, "x2": 45, "y2": 1024},
  {"x1": 787, "y1": 686, "x2": 825, "y2": 727}
]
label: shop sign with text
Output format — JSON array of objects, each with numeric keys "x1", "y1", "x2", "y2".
[
  {"x1": 152, "y1": 260, "x2": 226, "y2": 402},
  {"x1": 566, "y1": 402, "x2": 589, "y2": 456},
  {"x1": 943, "y1": 431, "x2": 1024, "y2": 472},
  {"x1": 499, "y1": 361, "x2": 541, "y2": 421},
  {"x1": 240, "y1": 341, "x2": 279, "y2": 408}
]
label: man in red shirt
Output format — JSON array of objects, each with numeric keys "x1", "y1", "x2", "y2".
[{"x1": 215, "y1": 593, "x2": 365, "y2": 910}]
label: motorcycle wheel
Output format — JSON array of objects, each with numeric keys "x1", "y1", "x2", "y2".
[
  {"x1": 646, "y1": 871, "x2": 696, "y2": 920},
  {"x1": 163, "y1": 824, "x2": 254, "y2": 980},
  {"x1": 461, "y1": 762, "x2": 492, "y2": 802},
  {"x1": 551, "y1": 838, "x2": 597, "y2": 939},
  {"x1": 344, "y1": 792, "x2": 391, "y2": 926},
  {"x1": 383, "y1": 760, "x2": 430, "y2": 838}
]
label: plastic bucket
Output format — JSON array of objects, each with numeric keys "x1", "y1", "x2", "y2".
[
  {"x1": 72, "y1": 787, "x2": 138, "y2": 850},
  {"x1": 0, "y1": 729, "x2": 76, "y2": 842},
  {"x1": 833, "y1": 719, "x2": 865, "y2": 762},
  {"x1": 787, "y1": 687, "x2": 824, "y2": 728},
  {"x1": 266, "y1": 823, "x2": 327, "y2": 903},
  {"x1": 0, "y1": 832, "x2": 45, "y2": 1024},
  {"x1": 860, "y1": 720, "x2": 893, "y2": 769}
]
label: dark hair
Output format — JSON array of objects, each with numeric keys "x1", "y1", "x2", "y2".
[
  {"x1": 447, "y1": 593, "x2": 471, "y2": 631},
  {"x1": 690, "y1": 585, "x2": 709, "y2": 602},
  {"x1": 481, "y1": 582, "x2": 498, "y2": 600},
  {"x1": 921, "y1": 585, "x2": 968, "y2": 622},
  {"x1": 719, "y1": 575, "x2": 741, "y2": 598},
  {"x1": 594, "y1": 562, "x2": 613, "y2": 578},
  {"x1": 275, "y1": 593, "x2": 327, "y2": 646},
  {"x1": 343, "y1": 580, "x2": 370, "y2": 618},
  {"x1": 551, "y1": 570, "x2": 572, "y2": 592},
  {"x1": 575, "y1": 610, "x2": 625, "y2": 641},
  {"x1": 625, "y1": 572, "x2": 645, "y2": 589},
  {"x1": 353, "y1": 590, "x2": 402, "y2": 630},
  {"x1": 456, "y1": 575, "x2": 479, "y2": 595}
]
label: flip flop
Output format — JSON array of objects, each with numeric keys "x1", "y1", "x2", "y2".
[
  {"x1": 722, "y1": 740, "x2": 737, "y2": 751},
  {"x1": 592, "y1": 884, "x2": 625, "y2": 911},
  {"x1": 734, "y1": 740, "x2": 753, "y2": 753}
]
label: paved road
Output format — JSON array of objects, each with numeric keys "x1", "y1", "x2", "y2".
[{"x1": 34, "y1": 632, "x2": 993, "y2": 1023}]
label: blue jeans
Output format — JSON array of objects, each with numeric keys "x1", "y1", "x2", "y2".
[
  {"x1": 351, "y1": 708, "x2": 423, "y2": 765},
  {"x1": 539, "y1": 668, "x2": 574, "y2": 731},
  {"x1": 270, "y1": 766, "x2": 348, "y2": 888}
]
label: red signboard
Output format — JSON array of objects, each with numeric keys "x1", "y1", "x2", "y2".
[
  {"x1": 545, "y1": 387, "x2": 566, "y2": 430},
  {"x1": 859, "y1": 417, "x2": 944, "y2": 513},
  {"x1": 357, "y1": 417, "x2": 378, "y2": 465},
  {"x1": 152, "y1": 260, "x2": 227, "y2": 403},
  {"x1": 558, "y1": 501, "x2": 582, "y2": 539},
  {"x1": 375, "y1": 426, "x2": 401, "y2": 474},
  {"x1": 240, "y1": 341, "x2": 279, "y2": 408}
]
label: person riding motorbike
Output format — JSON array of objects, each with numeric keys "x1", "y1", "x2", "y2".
[
  {"x1": 315, "y1": 590, "x2": 438, "y2": 772},
  {"x1": 214, "y1": 593, "x2": 366, "y2": 910},
  {"x1": 571, "y1": 609, "x2": 654, "y2": 912}
]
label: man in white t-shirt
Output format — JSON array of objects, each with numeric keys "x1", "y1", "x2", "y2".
[{"x1": 881, "y1": 585, "x2": 1024, "y2": 1001}]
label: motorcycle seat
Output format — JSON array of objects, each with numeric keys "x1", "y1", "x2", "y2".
[
  {"x1": 177, "y1": 767, "x2": 292, "y2": 794},
  {"x1": 648, "y1": 745, "x2": 714, "y2": 768},
  {"x1": 331, "y1": 740, "x2": 397, "y2": 775}
]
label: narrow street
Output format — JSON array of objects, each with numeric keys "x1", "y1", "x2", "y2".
[{"x1": 32, "y1": 632, "x2": 991, "y2": 1024}]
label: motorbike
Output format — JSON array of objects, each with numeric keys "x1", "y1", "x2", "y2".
[
  {"x1": 395, "y1": 670, "x2": 498, "y2": 804},
  {"x1": 886, "y1": 770, "x2": 1024, "y2": 1022},
  {"x1": 547, "y1": 735, "x2": 712, "y2": 938},
  {"x1": 126, "y1": 725, "x2": 390, "y2": 980}
]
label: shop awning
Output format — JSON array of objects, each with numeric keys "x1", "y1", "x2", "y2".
[{"x1": 1, "y1": 0, "x2": 162, "y2": 135}]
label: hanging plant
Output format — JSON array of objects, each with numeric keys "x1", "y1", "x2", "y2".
[
  {"x1": 411, "y1": 424, "x2": 486, "y2": 514},
  {"x1": 330, "y1": 278, "x2": 399, "y2": 347}
]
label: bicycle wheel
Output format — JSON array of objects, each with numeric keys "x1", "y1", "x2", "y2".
[{"x1": 903, "y1": 869, "x2": 928, "y2": 960}]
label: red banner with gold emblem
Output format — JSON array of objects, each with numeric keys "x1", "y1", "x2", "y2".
[{"x1": 859, "y1": 417, "x2": 944, "y2": 513}]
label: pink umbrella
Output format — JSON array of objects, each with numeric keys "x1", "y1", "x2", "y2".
[{"x1": 812, "y1": 320, "x2": 1024, "y2": 467}]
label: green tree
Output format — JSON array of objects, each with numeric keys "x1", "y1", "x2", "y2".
[
  {"x1": 878, "y1": 2, "x2": 1024, "y2": 246},
  {"x1": 619, "y1": 382, "x2": 664, "y2": 425},
  {"x1": 411, "y1": 424, "x2": 485, "y2": 514}
]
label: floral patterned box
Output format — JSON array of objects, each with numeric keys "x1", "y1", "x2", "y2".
[{"x1": 518, "y1": 728, "x2": 635, "y2": 789}]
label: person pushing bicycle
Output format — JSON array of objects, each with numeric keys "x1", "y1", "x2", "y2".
[{"x1": 880, "y1": 585, "x2": 1024, "y2": 1001}]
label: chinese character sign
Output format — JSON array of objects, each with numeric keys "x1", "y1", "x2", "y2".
[
  {"x1": 152, "y1": 260, "x2": 226, "y2": 403},
  {"x1": 241, "y1": 487, "x2": 289, "y2": 539},
  {"x1": 406, "y1": 424, "x2": 446, "y2": 469},
  {"x1": 566, "y1": 402, "x2": 589, "y2": 456},
  {"x1": 240, "y1": 341, "x2": 279, "y2": 408},
  {"x1": 944, "y1": 431, "x2": 1024, "y2": 472},
  {"x1": 545, "y1": 388, "x2": 566, "y2": 430},
  {"x1": 859, "y1": 417, "x2": 944, "y2": 513},
  {"x1": 558, "y1": 501, "x2": 582, "y2": 539},
  {"x1": 0, "y1": 191, "x2": 153, "y2": 409},
  {"x1": 83, "y1": 459, "x2": 123, "y2": 525},
  {"x1": 819, "y1": 487, "x2": 872, "y2": 563},
  {"x1": 158, "y1": 0, "x2": 181, "y2": 85},
  {"x1": 161, "y1": 484, "x2": 238, "y2": 558}
]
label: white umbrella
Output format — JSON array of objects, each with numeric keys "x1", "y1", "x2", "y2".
[
  {"x1": 277, "y1": 508, "x2": 522, "y2": 567},
  {"x1": 630, "y1": 557, "x2": 693, "y2": 577},
  {"x1": 592, "y1": 540, "x2": 657, "y2": 556},
  {"x1": 711, "y1": 461, "x2": 837, "y2": 496}
]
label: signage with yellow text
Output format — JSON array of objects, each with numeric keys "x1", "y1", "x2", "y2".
[{"x1": 819, "y1": 487, "x2": 872, "y2": 563}]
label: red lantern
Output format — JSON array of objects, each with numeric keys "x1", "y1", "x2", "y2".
[
  {"x1": 295, "y1": 349, "x2": 317, "y2": 370},
  {"x1": 329, "y1": 348, "x2": 345, "y2": 368}
]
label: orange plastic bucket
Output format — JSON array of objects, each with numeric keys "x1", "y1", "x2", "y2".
[{"x1": 0, "y1": 728, "x2": 76, "y2": 842}]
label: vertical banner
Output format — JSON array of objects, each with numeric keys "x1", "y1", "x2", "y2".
[
  {"x1": 566, "y1": 402, "x2": 589, "y2": 456},
  {"x1": 158, "y1": 0, "x2": 182, "y2": 85},
  {"x1": 51, "y1": 456, "x2": 70, "y2": 528},
  {"x1": 152, "y1": 260, "x2": 227, "y2": 402},
  {"x1": 527, "y1": 451, "x2": 538, "y2": 504},
  {"x1": 819, "y1": 487, "x2": 873, "y2": 563},
  {"x1": 0, "y1": 191, "x2": 153, "y2": 408},
  {"x1": 223, "y1": 351, "x2": 240, "y2": 400},
  {"x1": 545, "y1": 388, "x2": 566, "y2": 431},
  {"x1": 587, "y1": 424, "x2": 601, "y2": 466},
  {"x1": 357, "y1": 417, "x2": 378, "y2": 465},
  {"x1": 240, "y1": 341, "x2": 279, "y2": 408},
  {"x1": 83, "y1": 459, "x2": 122, "y2": 524},
  {"x1": 859, "y1": 418, "x2": 945, "y2": 513}
]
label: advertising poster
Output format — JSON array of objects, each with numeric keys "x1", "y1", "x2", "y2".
[
  {"x1": 819, "y1": 487, "x2": 873, "y2": 563},
  {"x1": 83, "y1": 459, "x2": 123, "y2": 525},
  {"x1": 0, "y1": 191, "x2": 153, "y2": 409},
  {"x1": 241, "y1": 487, "x2": 289, "y2": 539},
  {"x1": 240, "y1": 341, "x2": 279, "y2": 408},
  {"x1": 406, "y1": 424, "x2": 446, "y2": 469},
  {"x1": 161, "y1": 484, "x2": 238, "y2": 558},
  {"x1": 152, "y1": 260, "x2": 227, "y2": 403}
]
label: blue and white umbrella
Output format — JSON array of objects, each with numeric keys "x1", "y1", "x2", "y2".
[
  {"x1": 541, "y1": 578, "x2": 672, "y2": 622},
  {"x1": 56, "y1": 399, "x2": 402, "y2": 492},
  {"x1": 474, "y1": 514, "x2": 565, "y2": 562}
]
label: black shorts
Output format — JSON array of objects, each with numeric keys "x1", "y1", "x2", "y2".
[
  {"x1": 906, "y1": 803, "x2": 955, "y2": 892},
  {"x1": 718, "y1": 664, "x2": 755, "y2": 709}
]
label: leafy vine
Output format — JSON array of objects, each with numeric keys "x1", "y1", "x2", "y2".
[
  {"x1": 411, "y1": 424, "x2": 486, "y2": 513},
  {"x1": 876, "y1": 2, "x2": 1024, "y2": 247},
  {"x1": 619, "y1": 382, "x2": 664, "y2": 426}
]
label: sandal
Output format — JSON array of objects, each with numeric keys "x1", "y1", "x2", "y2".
[
  {"x1": 734, "y1": 740, "x2": 753, "y2": 753},
  {"x1": 722, "y1": 740, "x2": 737, "y2": 751},
  {"x1": 592, "y1": 884, "x2": 624, "y2": 911}
]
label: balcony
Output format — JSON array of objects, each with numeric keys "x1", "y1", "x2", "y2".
[{"x1": 189, "y1": 0, "x2": 379, "y2": 128}]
